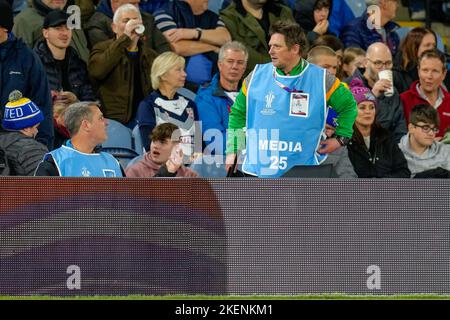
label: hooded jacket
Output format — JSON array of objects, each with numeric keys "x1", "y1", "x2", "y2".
[
  {"x1": 0, "y1": 33, "x2": 53, "y2": 149},
  {"x1": 125, "y1": 151, "x2": 198, "y2": 177},
  {"x1": 13, "y1": 0, "x2": 90, "y2": 63},
  {"x1": 398, "y1": 133, "x2": 450, "y2": 177},
  {"x1": 85, "y1": 0, "x2": 170, "y2": 54},
  {"x1": 293, "y1": 0, "x2": 335, "y2": 44}
]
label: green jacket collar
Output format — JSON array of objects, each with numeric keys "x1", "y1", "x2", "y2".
[{"x1": 275, "y1": 58, "x2": 306, "y2": 76}]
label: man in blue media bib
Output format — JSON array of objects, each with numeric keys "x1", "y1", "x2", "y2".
[
  {"x1": 34, "y1": 101, "x2": 123, "y2": 177},
  {"x1": 225, "y1": 20, "x2": 357, "y2": 178}
]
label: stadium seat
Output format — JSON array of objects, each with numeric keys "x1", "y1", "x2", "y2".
[
  {"x1": 177, "y1": 87, "x2": 196, "y2": 101},
  {"x1": 103, "y1": 119, "x2": 133, "y2": 149},
  {"x1": 102, "y1": 119, "x2": 139, "y2": 168},
  {"x1": 132, "y1": 125, "x2": 145, "y2": 155}
]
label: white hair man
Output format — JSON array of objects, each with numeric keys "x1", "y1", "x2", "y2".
[{"x1": 88, "y1": 3, "x2": 159, "y2": 127}]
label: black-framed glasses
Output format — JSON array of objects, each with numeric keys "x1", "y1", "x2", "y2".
[
  {"x1": 367, "y1": 59, "x2": 393, "y2": 68},
  {"x1": 413, "y1": 123, "x2": 439, "y2": 134}
]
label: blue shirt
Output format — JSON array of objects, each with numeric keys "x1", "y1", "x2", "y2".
[{"x1": 47, "y1": 140, "x2": 123, "y2": 177}]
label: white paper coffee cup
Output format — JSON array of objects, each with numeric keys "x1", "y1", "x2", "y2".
[
  {"x1": 126, "y1": 20, "x2": 145, "y2": 35},
  {"x1": 135, "y1": 24, "x2": 145, "y2": 35},
  {"x1": 378, "y1": 70, "x2": 394, "y2": 97}
]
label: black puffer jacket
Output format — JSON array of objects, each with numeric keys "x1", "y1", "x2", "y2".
[
  {"x1": 347, "y1": 124, "x2": 411, "y2": 178},
  {"x1": 34, "y1": 40, "x2": 96, "y2": 101},
  {"x1": 0, "y1": 131, "x2": 48, "y2": 176}
]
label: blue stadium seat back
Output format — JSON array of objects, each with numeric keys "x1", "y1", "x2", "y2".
[
  {"x1": 126, "y1": 154, "x2": 145, "y2": 170},
  {"x1": 395, "y1": 27, "x2": 446, "y2": 52},
  {"x1": 177, "y1": 87, "x2": 196, "y2": 101},
  {"x1": 102, "y1": 147, "x2": 139, "y2": 169},
  {"x1": 189, "y1": 155, "x2": 227, "y2": 177},
  {"x1": 132, "y1": 125, "x2": 145, "y2": 155},
  {"x1": 103, "y1": 119, "x2": 133, "y2": 150}
]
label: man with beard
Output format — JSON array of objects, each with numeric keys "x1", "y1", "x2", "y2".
[{"x1": 345, "y1": 42, "x2": 407, "y2": 143}]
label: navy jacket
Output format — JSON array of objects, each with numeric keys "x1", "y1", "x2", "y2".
[
  {"x1": 0, "y1": 33, "x2": 53, "y2": 149},
  {"x1": 340, "y1": 13, "x2": 400, "y2": 56}
]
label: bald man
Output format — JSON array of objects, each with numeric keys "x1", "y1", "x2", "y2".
[{"x1": 344, "y1": 42, "x2": 406, "y2": 143}]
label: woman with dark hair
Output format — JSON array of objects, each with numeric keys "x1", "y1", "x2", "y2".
[
  {"x1": 393, "y1": 27, "x2": 437, "y2": 94},
  {"x1": 347, "y1": 79, "x2": 411, "y2": 178},
  {"x1": 294, "y1": 0, "x2": 334, "y2": 45}
]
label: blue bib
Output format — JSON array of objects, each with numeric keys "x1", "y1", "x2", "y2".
[
  {"x1": 242, "y1": 62, "x2": 327, "y2": 177},
  {"x1": 48, "y1": 141, "x2": 123, "y2": 177}
]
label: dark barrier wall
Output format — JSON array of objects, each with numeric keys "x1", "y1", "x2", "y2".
[{"x1": 0, "y1": 178, "x2": 449, "y2": 295}]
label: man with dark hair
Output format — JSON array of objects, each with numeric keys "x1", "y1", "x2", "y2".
[
  {"x1": 13, "y1": 0, "x2": 89, "y2": 62},
  {"x1": 220, "y1": 0, "x2": 294, "y2": 76},
  {"x1": 0, "y1": 0, "x2": 54, "y2": 150},
  {"x1": 398, "y1": 104, "x2": 450, "y2": 178},
  {"x1": 35, "y1": 101, "x2": 123, "y2": 177},
  {"x1": 226, "y1": 20, "x2": 357, "y2": 178},
  {"x1": 34, "y1": 10, "x2": 95, "y2": 106},
  {"x1": 125, "y1": 122, "x2": 198, "y2": 177},
  {"x1": 401, "y1": 48, "x2": 450, "y2": 139}
]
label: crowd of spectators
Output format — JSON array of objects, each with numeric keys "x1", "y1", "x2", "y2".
[{"x1": 0, "y1": 0, "x2": 448, "y2": 178}]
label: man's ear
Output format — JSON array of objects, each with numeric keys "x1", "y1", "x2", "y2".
[
  {"x1": 292, "y1": 44, "x2": 301, "y2": 56},
  {"x1": 111, "y1": 22, "x2": 117, "y2": 34},
  {"x1": 408, "y1": 123, "x2": 415, "y2": 133},
  {"x1": 42, "y1": 28, "x2": 49, "y2": 40}
]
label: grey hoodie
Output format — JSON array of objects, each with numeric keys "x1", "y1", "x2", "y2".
[{"x1": 398, "y1": 134, "x2": 450, "y2": 177}]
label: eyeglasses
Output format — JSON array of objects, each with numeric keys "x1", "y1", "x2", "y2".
[
  {"x1": 367, "y1": 59, "x2": 393, "y2": 68},
  {"x1": 413, "y1": 123, "x2": 439, "y2": 134}
]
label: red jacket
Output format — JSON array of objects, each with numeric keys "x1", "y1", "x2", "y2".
[{"x1": 400, "y1": 80, "x2": 450, "y2": 137}]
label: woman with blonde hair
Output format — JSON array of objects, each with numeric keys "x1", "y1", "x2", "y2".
[{"x1": 137, "y1": 52, "x2": 198, "y2": 153}]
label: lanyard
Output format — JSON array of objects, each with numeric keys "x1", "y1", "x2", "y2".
[{"x1": 272, "y1": 60, "x2": 304, "y2": 94}]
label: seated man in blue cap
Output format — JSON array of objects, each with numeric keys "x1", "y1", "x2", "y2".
[
  {"x1": 0, "y1": 90, "x2": 48, "y2": 176},
  {"x1": 34, "y1": 101, "x2": 124, "y2": 177}
]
